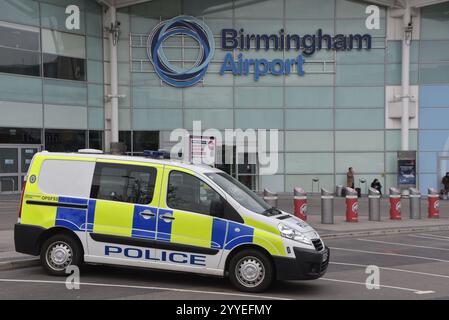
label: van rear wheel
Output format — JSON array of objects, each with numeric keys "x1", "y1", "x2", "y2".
[
  {"x1": 40, "y1": 234, "x2": 82, "y2": 276},
  {"x1": 228, "y1": 249, "x2": 273, "y2": 293}
]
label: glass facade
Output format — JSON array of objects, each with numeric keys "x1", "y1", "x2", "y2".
[{"x1": 0, "y1": 0, "x2": 448, "y2": 193}]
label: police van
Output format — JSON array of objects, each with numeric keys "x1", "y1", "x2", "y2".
[{"x1": 14, "y1": 151, "x2": 329, "y2": 292}]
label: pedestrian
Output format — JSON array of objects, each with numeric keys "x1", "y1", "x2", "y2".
[
  {"x1": 371, "y1": 178, "x2": 382, "y2": 195},
  {"x1": 442, "y1": 172, "x2": 449, "y2": 197},
  {"x1": 346, "y1": 167, "x2": 355, "y2": 189}
]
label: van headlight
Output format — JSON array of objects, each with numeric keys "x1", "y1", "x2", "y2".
[{"x1": 278, "y1": 223, "x2": 312, "y2": 245}]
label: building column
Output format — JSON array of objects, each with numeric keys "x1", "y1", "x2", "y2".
[{"x1": 401, "y1": 3, "x2": 412, "y2": 151}]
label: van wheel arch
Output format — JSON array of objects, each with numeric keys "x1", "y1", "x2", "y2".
[
  {"x1": 224, "y1": 244, "x2": 275, "y2": 278},
  {"x1": 37, "y1": 227, "x2": 84, "y2": 260}
]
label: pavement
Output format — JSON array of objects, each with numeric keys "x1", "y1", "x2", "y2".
[{"x1": 1, "y1": 194, "x2": 449, "y2": 299}]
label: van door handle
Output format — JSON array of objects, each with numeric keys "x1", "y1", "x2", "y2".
[
  {"x1": 160, "y1": 214, "x2": 175, "y2": 221},
  {"x1": 139, "y1": 210, "x2": 155, "y2": 219}
]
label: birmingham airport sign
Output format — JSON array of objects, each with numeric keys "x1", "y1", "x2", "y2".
[{"x1": 148, "y1": 15, "x2": 372, "y2": 87}]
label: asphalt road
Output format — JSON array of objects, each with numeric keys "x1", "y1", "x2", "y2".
[{"x1": 2, "y1": 231, "x2": 449, "y2": 300}]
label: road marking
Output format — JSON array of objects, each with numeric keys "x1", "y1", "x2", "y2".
[
  {"x1": 319, "y1": 277, "x2": 433, "y2": 294},
  {"x1": 409, "y1": 235, "x2": 449, "y2": 242},
  {"x1": 419, "y1": 234, "x2": 449, "y2": 240},
  {"x1": 331, "y1": 261, "x2": 449, "y2": 279},
  {"x1": 357, "y1": 238, "x2": 449, "y2": 251},
  {"x1": 330, "y1": 247, "x2": 449, "y2": 263},
  {"x1": 0, "y1": 278, "x2": 290, "y2": 300}
]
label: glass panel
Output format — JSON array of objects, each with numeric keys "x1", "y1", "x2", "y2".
[
  {"x1": 336, "y1": 64, "x2": 385, "y2": 86},
  {"x1": 86, "y1": 37, "x2": 103, "y2": 60},
  {"x1": 0, "y1": 176, "x2": 18, "y2": 192},
  {"x1": 418, "y1": 152, "x2": 437, "y2": 173},
  {"x1": 419, "y1": 41, "x2": 449, "y2": 63},
  {"x1": 133, "y1": 87, "x2": 182, "y2": 108},
  {"x1": 21, "y1": 148, "x2": 38, "y2": 173},
  {"x1": 335, "y1": 153, "x2": 384, "y2": 174},
  {"x1": 420, "y1": 85, "x2": 449, "y2": 108},
  {"x1": 335, "y1": 131, "x2": 384, "y2": 151},
  {"x1": 335, "y1": 19, "x2": 386, "y2": 37},
  {"x1": 185, "y1": 87, "x2": 233, "y2": 108},
  {"x1": 234, "y1": 0, "x2": 283, "y2": 19},
  {"x1": 0, "y1": 47, "x2": 41, "y2": 76},
  {"x1": 44, "y1": 105, "x2": 87, "y2": 129},
  {"x1": 87, "y1": 60, "x2": 103, "y2": 83},
  {"x1": 386, "y1": 63, "x2": 419, "y2": 85},
  {"x1": 419, "y1": 130, "x2": 449, "y2": 152},
  {"x1": 286, "y1": 0, "x2": 334, "y2": 19},
  {"x1": 259, "y1": 175, "x2": 284, "y2": 193},
  {"x1": 130, "y1": 0, "x2": 181, "y2": 19},
  {"x1": 420, "y1": 63, "x2": 449, "y2": 84},
  {"x1": 0, "y1": 74, "x2": 42, "y2": 103},
  {"x1": 119, "y1": 131, "x2": 132, "y2": 152},
  {"x1": 184, "y1": 109, "x2": 233, "y2": 129},
  {"x1": 132, "y1": 109, "x2": 182, "y2": 130},
  {"x1": 420, "y1": 108, "x2": 449, "y2": 130},
  {"x1": 0, "y1": 0, "x2": 39, "y2": 26},
  {"x1": 335, "y1": 109, "x2": 384, "y2": 129},
  {"x1": 43, "y1": 53, "x2": 86, "y2": 81},
  {"x1": 285, "y1": 109, "x2": 333, "y2": 129},
  {"x1": 285, "y1": 131, "x2": 334, "y2": 152},
  {"x1": 285, "y1": 153, "x2": 334, "y2": 174},
  {"x1": 386, "y1": 130, "x2": 417, "y2": 151},
  {"x1": 183, "y1": 0, "x2": 233, "y2": 18},
  {"x1": 133, "y1": 131, "x2": 159, "y2": 152},
  {"x1": 421, "y1": 2, "x2": 449, "y2": 40},
  {"x1": 91, "y1": 163, "x2": 157, "y2": 204},
  {"x1": 0, "y1": 128, "x2": 41, "y2": 144},
  {"x1": 44, "y1": 80, "x2": 87, "y2": 105},
  {"x1": 86, "y1": 11, "x2": 102, "y2": 37},
  {"x1": 88, "y1": 107, "x2": 104, "y2": 130},
  {"x1": 285, "y1": 174, "x2": 334, "y2": 193},
  {"x1": 42, "y1": 29, "x2": 86, "y2": 59},
  {"x1": 336, "y1": 0, "x2": 385, "y2": 18},
  {"x1": 89, "y1": 130, "x2": 103, "y2": 150},
  {"x1": 0, "y1": 148, "x2": 18, "y2": 173},
  {"x1": 235, "y1": 87, "x2": 283, "y2": 108},
  {"x1": 88, "y1": 84, "x2": 103, "y2": 107},
  {"x1": 386, "y1": 40, "x2": 419, "y2": 63},
  {"x1": 335, "y1": 87, "x2": 384, "y2": 108},
  {"x1": 44, "y1": 129, "x2": 86, "y2": 152},
  {"x1": 41, "y1": 3, "x2": 85, "y2": 34},
  {"x1": 336, "y1": 49, "x2": 385, "y2": 64},
  {"x1": 286, "y1": 87, "x2": 333, "y2": 108},
  {"x1": 235, "y1": 109, "x2": 283, "y2": 129},
  {"x1": 0, "y1": 23, "x2": 40, "y2": 51}
]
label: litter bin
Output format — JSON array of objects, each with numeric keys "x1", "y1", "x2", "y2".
[
  {"x1": 336, "y1": 185, "x2": 344, "y2": 197},
  {"x1": 293, "y1": 187, "x2": 307, "y2": 221},
  {"x1": 389, "y1": 187, "x2": 401, "y2": 220},
  {"x1": 428, "y1": 188, "x2": 439, "y2": 219},
  {"x1": 321, "y1": 188, "x2": 334, "y2": 224},
  {"x1": 263, "y1": 189, "x2": 278, "y2": 208},
  {"x1": 368, "y1": 187, "x2": 381, "y2": 221},
  {"x1": 409, "y1": 188, "x2": 421, "y2": 219},
  {"x1": 345, "y1": 187, "x2": 359, "y2": 222}
]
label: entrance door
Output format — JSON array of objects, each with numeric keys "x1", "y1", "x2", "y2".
[{"x1": 0, "y1": 144, "x2": 41, "y2": 194}]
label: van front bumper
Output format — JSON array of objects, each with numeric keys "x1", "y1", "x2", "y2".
[{"x1": 273, "y1": 246, "x2": 330, "y2": 280}]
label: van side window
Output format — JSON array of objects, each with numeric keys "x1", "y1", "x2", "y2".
[
  {"x1": 90, "y1": 163, "x2": 157, "y2": 204},
  {"x1": 167, "y1": 171, "x2": 223, "y2": 217}
]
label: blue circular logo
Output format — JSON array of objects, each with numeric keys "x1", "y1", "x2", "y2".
[{"x1": 147, "y1": 16, "x2": 215, "y2": 88}]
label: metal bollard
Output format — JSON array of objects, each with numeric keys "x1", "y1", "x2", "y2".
[
  {"x1": 345, "y1": 187, "x2": 359, "y2": 222},
  {"x1": 321, "y1": 188, "x2": 334, "y2": 224},
  {"x1": 409, "y1": 188, "x2": 421, "y2": 219},
  {"x1": 428, "y1": 188, "x2": 440, "y2": 218},
  {"x1": 293, "y1": 187, "x2": 307, "y2": 221},
  {"x1": 389, "y1": 187, "x2": 402, "y2": 220},
  {"x1": 368, "y1": 187, "x2": 381, "y2": 221},
  {"x1": 263, "y1": 189, "x2": 278, "y2": 208}
]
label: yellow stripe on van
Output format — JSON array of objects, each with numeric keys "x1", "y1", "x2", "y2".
[
  {"x1": 253, "y1": 228, "x2": 286, "y2": 257},
  {"x1": 171, "y1": 210, "x2": 213, "y2": 248},
  {"x1": 93, "y1": 201, "x2": 134, "y2": 237},
  {"x1": 244, "y1": 217, "x2": 280, "y2": 236},
  {"x1": 21, "y1": 194, "x2": 58, "y2": 229}
]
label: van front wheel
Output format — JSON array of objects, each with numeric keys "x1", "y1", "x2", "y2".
[
  {"x1": 228, "y1": 249, "x2": 273, "y2": 293},
  {"x1": 40, "y1": 234, "x2": 82, "y2": 276}
]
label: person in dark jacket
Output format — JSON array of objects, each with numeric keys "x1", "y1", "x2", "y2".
[
  {"x1": 442, "y1": 172, "x2": 449, "y2": 196},
  {"x1": 371, "y1": 178, "x2": 382, "y2": 195}
]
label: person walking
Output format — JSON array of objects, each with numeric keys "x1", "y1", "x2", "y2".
[
  {"x1": 442, "y1": 172, "x2": 449, "y2": 197},
  {"x1": 346, "y1": 167, "x2": 355, "y2": 189},
  {"x1": 371, "y1": 178, "x2": 382, "y2": 195}
]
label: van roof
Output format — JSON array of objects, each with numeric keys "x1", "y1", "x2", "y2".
[{"x1": 37, "y1": 151, "x2": 222, "y2": 175}]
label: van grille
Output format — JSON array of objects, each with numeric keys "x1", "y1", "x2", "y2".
[{"x1": 312, "y1": 239, "x2": 323, "y2": 251}]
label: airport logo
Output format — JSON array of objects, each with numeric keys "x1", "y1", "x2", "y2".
[{"x1": 147, "y1": 16, "x2": 215, "y2": 88}]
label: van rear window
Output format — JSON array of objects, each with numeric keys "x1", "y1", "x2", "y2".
[{"x1": 90, "y1": 162, "x2": 157, "y2": 205}]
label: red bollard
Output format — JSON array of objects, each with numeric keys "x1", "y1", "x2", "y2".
[
  {"x1": 389, "y1": 187, "x2": 402, "y2": 220},
  {"x1": 428, "y1": 188, "x2": 440, "y2": 219},
  {"x1": 345, "y1": 187, "x2": 358, "y2": 222},
  {"x1": 293, "y1": 187, "x2": 307, "y2": 221}
]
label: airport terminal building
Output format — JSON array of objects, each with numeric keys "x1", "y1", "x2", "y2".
[{"x1": 0, "y1": 0, "x2": 449, "y2": 195}]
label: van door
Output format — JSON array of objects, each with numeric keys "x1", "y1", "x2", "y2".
[
  {"x1": 86, "y1": 160, "x2": 162, "y2": 265},
  {"x1": 156, "y1": 167, "x2": 227, "y2": 274}
]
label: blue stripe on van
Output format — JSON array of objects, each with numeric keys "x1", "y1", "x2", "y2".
[
  {"x1": 86, "y1": 200, "x2": 96, "y2": 232},
  {"x1": 211, "y1": 218, "x2": 227, "y2": 249},
  {"x1": 132, "y1": 205, "x2": 157, "y2": 239},
  {"x1": 55, "y1": 207, "x2": 86, "y2": 231},
  {"x1": 58, "y1": 197, "x2": 88, "y2": 205},
  {"x1": 224, "y1": 222, "x2": 254, "y2": 250},
  {"x1": 156, "y1": 208, "x2": 173, "y2": 241}
]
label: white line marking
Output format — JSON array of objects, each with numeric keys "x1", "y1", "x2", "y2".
[
  {"x1": 357, "y1": 238, "x2": 449, "y2": 251},
  {"x1": 415, "y1": 291, "x2": 436, "y2": 295},
  {"x1": 319, "y1": 277, "x2": 433, "y2": 294},
  {"x1": 330, "y1": 261, "x2": 449, "y2": 279},
  {"x1": 409, "y1": 235, "x2": 449, "y2": 242},
  {"x1": 0, "y1": 278, "x2": 290, "y2": 300},
  {"x1": 419, "y1": 234, "x2": 449, "y2": 240},
  {"x1": 330, "y1": 247, "x2": 449, "y2": 263}
]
